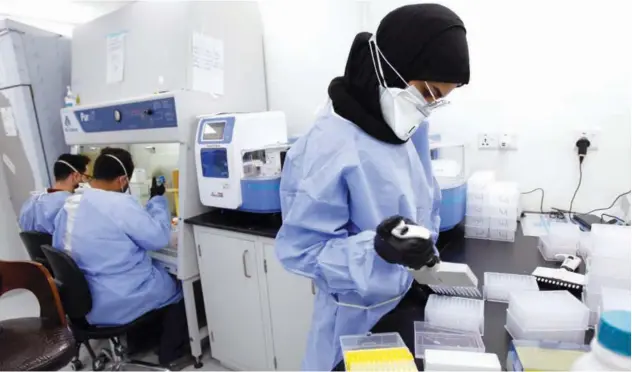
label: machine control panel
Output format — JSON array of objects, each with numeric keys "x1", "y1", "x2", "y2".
[{"x1": 71, "y1": 97, "x2": 178, "y2": 133}]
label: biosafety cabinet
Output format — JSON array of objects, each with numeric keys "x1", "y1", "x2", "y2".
[
  {"x1": 70, "y1": 0, "x2": 266, "y2": 110},
  {"x1": 0, "y1": 19, "x2": 70, "y2": 228}
]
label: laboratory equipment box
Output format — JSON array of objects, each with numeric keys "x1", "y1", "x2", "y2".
[
  {"x1": 0, "y1": 19, "x2": 70, "y2": 221},
  {"x1": 71, "y1": 1, "x2": 266, "y2": 109}
]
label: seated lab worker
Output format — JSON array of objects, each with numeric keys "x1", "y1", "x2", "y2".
[
  {"x1": 53, "y1": 147, "x2": 189, "y2": 366},
  {"x1": 275, "y1": 4, "x2": 470, "y2": 371},
  {"x1": 18, "y1": 153, "x2": 91, "y2": 234}
]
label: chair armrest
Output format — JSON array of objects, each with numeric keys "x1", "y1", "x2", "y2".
[{"x1": 0, "y1": 260, "x2": 66, "y2": 326}]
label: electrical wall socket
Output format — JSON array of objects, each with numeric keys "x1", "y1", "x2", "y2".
[
  {"x1": 478, "y1": 133, "x2": 497, "y2": 149},
  {"x1": 499, "y1": 133, "x2": 518, "y2": 150},
  {"x1": 575, "y1": 128, "x2": 601, "y2": 151}
]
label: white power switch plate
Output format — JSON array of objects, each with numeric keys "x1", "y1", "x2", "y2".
[{"x1": 499, "y1": 133, "x2": 518, "y2": 150}]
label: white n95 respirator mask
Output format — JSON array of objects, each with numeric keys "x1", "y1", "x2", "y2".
[{"x1": 369, "y1": 35, "x2": 449, "y2": 141}]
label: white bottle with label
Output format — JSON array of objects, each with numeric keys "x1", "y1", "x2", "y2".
[
  {"x1": 571, "y1": 310, "x2": 631, "y2": 371},
  {"x1": 64, "y1": 86, "x2": 76, "y2": 107}
]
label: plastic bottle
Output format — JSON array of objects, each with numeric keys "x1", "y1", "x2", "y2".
[
  {"x1": 571, "y1": 310, "x2": 631, "y2": 370},
  {"x1": 64, "y1": 86, "x2": 76, "y2": 107}
]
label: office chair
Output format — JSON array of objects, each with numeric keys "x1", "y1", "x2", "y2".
[
  {"x1": 19, "y1": 231, "x2": 53, "y2": 274},
  {"x1": 41, "y1": 245, "x2": 167, "y2": 371},
  {"x1": 0, "y1": 260, "x2": 76, "y2": 370}
]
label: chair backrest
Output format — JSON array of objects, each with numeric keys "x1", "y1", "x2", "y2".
[
  {"x1": 19, "y1": 231, "x2": 53, "y2": 273},
  {"x1": 0, "y1": 260, "x2": 66, "y2": 326},
  {"x1": 41, "y1": 245, "x2": 92, "y2": 320}
]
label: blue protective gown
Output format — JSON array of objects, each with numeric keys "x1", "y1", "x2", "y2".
[
  {"x1": 52, "y1": 188, "x2": 182, "y2": 326},
  {"x1": 275, "y1": 103, "x2": 441, "y2": 371},
  {"x1": 18, "y1": 190, "x2": 72, "y2": 234}
]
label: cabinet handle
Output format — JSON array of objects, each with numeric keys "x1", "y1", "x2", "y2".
[
  {"x1": 242, "y1": 250, "x2": 251, "y2": 278},
  {"x1": 311, "y1": 280, "x2": 316, "y2": 295}
]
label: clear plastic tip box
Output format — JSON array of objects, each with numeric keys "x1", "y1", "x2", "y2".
[
  {"x1": 340, "y1": 333, "x2": 416, "y2": 372},
  {"x1": 464, "y1": 172, "x2": 519, "y2": 242}
]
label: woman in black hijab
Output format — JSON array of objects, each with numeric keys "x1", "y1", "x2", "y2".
[
  {"x1": 330, "y1": 3, "x2": 469, "y2": 144},
  {"x1": 275, "y1": 4, "x2": 470, "y2": 371}
]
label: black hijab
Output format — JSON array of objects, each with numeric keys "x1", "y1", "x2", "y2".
[{"x1": 328, "y1": 4, "x2": 470, "y2": 144}]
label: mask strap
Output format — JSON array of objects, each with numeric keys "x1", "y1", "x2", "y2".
[
  {"x1": 424, "y1": 81, "x2": 437, "y2": 103},
  {"x1": 370, "y1": 36, "x2": 410, "y2": 89},
  {"x1": 56, "y1": 160, "x2": 80, "y2": 174},
  {"x1": 104, "y1": 154, "x2": 129, "y2": 192},
  {"x1": 368, "y1": 35, "x2": 387, "y2": 88}
]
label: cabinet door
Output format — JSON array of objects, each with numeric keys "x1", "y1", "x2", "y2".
[
  {"x1": 263, "y1": 241, "x2": 315, "y2": 370},
  {"x1": 197, "y1": 230, "x2": 269, "y2": 370}
]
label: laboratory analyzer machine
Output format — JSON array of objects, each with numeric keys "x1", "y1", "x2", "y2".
[{"x1": 194, "y1": 112, "x2": 288, "y2": 212}]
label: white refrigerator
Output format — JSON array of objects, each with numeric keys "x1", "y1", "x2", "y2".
[{"x1": 0, "y1": 19, "x2": 70, "y2": 259}]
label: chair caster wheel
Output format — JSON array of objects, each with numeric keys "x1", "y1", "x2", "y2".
[
  {"x1": 70, "y1": 359, "x2": 84, "y2": 371},
  {"x1": 93, "y1": 350, "x2": 111, "y2": 371},
  {"x1": 194, "y1": 357, "x2": 203, "y2": 369},
  {"x1": 92, "y1": 355, "x2": 108, "y2": 371},
  {"x1": 114, "y1": 343, "x2": 127, "y2": 357}
]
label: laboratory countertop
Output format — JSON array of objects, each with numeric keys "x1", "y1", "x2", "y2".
[
  {"x1": 184, "y1": 209, "x2": 282, "y2": 238},
  {"x1": 437, "y1": 225, "x2": 589, "y2": 366},
  {"x1": 186, "y1": 212, "x2": 589, "y2": 364}
]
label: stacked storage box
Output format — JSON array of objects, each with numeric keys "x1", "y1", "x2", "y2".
[
  {"x1": 465, "y1": 172, "x2": 519, "y2": 242},
  {"x1": 538, "y1": 222, "x2": 581, "y2": 261},
  {"x1": 581, "y1": 224, "x2": 631, "y2": 327},
  {"x1": 506, "y1": 291, "x2": 589, "y2": 344}
]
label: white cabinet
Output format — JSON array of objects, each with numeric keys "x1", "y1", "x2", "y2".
[
  {"x1": 194, "y1": 226, "x2": 314, "y2": 371},
  {"x1": 262, "y1": 240, "x2": 315, "y2": 370},
  {"x1": 195, "y1": 229, "x2": 271, "y2": 371}
]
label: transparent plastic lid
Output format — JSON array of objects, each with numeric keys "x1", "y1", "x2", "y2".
[
  {"x1": 340, "y1": 332, "x2": 405, "y2": 352},
  {"x1": 414, "y1": 329, "x2": 485, "y2": 358}
]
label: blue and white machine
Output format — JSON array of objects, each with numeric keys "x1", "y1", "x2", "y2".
[
  {"x1": 194, "y1": 112, "x2": 288, "y2": 213},
  {"x1": 429, "y1": 137, "x2": 467, "y2": 232}
]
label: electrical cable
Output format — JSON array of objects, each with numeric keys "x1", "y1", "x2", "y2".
[
  {"x1": 585, "y1": 191, "x2": 632, "y2": 215},
  {"x1": 601, "y1": 213, "x2": 625, "y2": 224},
  {"x1": 520, "y1": 188, "x2": 544, "y2": 214},
  {"x1": 568, "y1": 160, "x2": 583, "y2": 218}
]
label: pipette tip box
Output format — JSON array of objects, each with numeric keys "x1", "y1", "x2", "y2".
[
  {"x1": 506, "y1": 340, "x2": 590, "y2": 371},
  {"x1": 424, "y1": 349, "x2": 500, "y2": 371},
  {"x1": 340, "y1": 332, "x2": 416, "y2": 371}
]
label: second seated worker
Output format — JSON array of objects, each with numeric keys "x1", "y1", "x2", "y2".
[
  {"x1": 53, "y1": 147, "x2": 188, "y2": 365},
  {"x1": 19, "y1": 153, "x2": 91, "y2": 234}
]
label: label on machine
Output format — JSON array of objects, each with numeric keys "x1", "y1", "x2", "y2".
[{"x1": 64, "y1": 97, "x2": 178, "y2": 133}]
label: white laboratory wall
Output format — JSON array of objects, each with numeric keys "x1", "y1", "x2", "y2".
[
  {"x1": 366, "y1": 0, "x2": 631, "y2": 213},
  {"x1": 260, "y1": 0, "x2": 364, "y2": 137}
]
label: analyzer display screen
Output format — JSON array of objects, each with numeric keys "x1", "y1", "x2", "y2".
[{"x1": 202, "y1": 121, "x2": 226, "y2": 141}]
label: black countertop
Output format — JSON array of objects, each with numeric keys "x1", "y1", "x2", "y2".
[
  {"x1": 186, "y1": 212, "x2": 585, "y2": 365},
  {"x1": 437, "y1": 226, "x2": 586, "y2": 365},
  {"x1": 184, "y1": 209, "x2": 282, "y2": 238}
]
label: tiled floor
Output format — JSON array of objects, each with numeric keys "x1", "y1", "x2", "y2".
[{"x1": 0, "y1": 290, "x2": 228, "y2": 371}]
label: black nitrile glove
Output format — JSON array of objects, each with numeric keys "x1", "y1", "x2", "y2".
[
  {"x1": 150, "y1": 177, "x2": 165, "y2": 198},
  {"x1": 374, "y1": 215, "x2": 438, "y2": 270}
]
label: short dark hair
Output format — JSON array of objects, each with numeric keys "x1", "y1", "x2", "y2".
[
  {"x1": 54, "y1": 154, "x2": 90, "y2": 181},
  {"x1": 93, "y1": 147, "x2": 135, "y2": 181}
]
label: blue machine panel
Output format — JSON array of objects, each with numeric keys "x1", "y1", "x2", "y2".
[
  {"x1": 197, "y1": 116, "x2": 235, "y2": 144},
  {"x1": 73, "y1": 97, "x2": 177, "y2": 132},
  {"x1": 439, "y1": 183, "x2": 467, "y2": 231},
  {"x1": 201, "y1": 148, "x2": 229, "y2": 178},
  {"x1": 240, "y1": 178, "x2": 281, "y2": 213}
]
